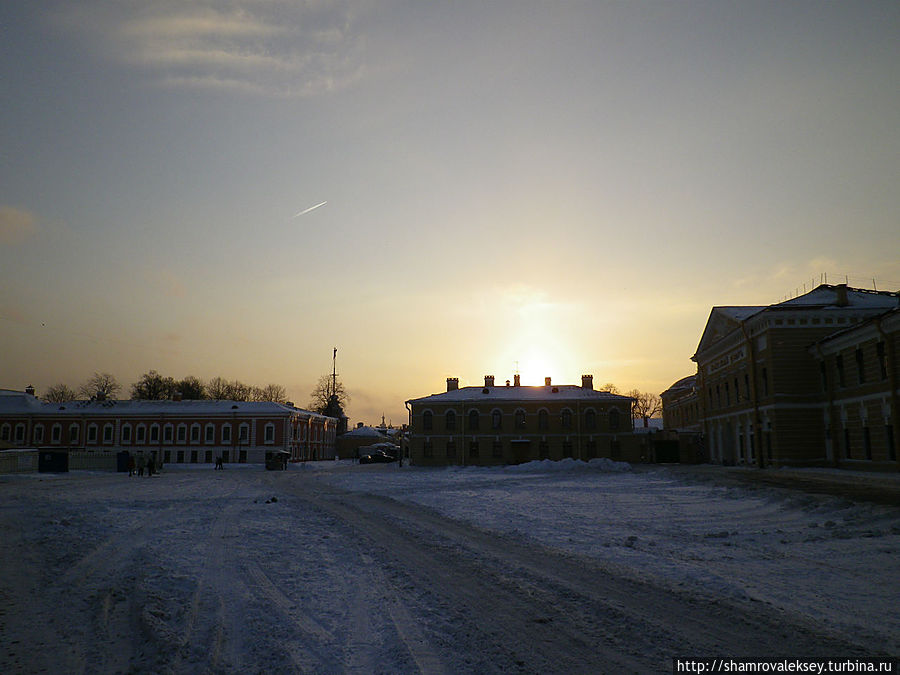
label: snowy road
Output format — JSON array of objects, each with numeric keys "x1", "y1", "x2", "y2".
[{"x1": 1, "y1": 462, "x2": 896, "y2": 673}]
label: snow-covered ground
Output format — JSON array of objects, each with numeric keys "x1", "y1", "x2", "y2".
[{"x1": 1, "y1": 460, "x2": 897, "y2": 673}]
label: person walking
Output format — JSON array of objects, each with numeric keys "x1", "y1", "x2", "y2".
[
  {"x1": 136, "y1": 453, "x2": 146, "y2": 477},
  {"x1": 147, "y1": 454, "x2": 155, "y2": 477},
  {"x1": 127, "y1": 454, "x2": 135, "y2": 477}
]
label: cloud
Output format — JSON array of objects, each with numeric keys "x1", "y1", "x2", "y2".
[
  {"x1": 0, "y1": 206, "x2": 38, "y2": 245},
  {"x1": 57, "y1": 1, "x2": 369, "y2": 97}
]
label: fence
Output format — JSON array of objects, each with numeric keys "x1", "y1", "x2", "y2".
[{"x1": 0, "y1": 450, "x2": 39, "y2": 474}]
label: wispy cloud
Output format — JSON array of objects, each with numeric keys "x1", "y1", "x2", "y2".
[
  {"x1": 0, "y1": 206, "x2": 38, "y2": 245},
  {"x1": 57, "y1": 1, "x2": 369, "y2": 97}
]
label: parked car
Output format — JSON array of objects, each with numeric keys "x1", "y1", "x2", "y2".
[{"x1": 359, "y1": 450, "x2": 396, "y2": 464}]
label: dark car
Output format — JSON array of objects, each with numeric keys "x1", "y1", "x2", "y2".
[{"x1": 359, "y1": 450, "x2": 397, "y2": 464}]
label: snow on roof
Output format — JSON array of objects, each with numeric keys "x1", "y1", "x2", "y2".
[
  {"x1": 0, "y1": 393, "x2": 331, "y2": 419},
  {"x1": 344, "y1": 426, "x2": 389, "y2": 438},
  {"x1": 407, "y1": 384, "x2": 633, "y2": 405},
  {"x1": 775, "y1": 284, "x2": 899, "y2": 309}
]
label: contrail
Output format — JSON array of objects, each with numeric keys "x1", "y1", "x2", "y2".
[{"x1": 292, "y1": 201, "x2": 327, "y2": 218}]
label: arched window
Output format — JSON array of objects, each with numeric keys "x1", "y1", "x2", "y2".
[
  {"x1": 491, "y1": 409, "x2": 502, "y2": 430},
  {"x1": 445, "y1": 410, "x2": 456, "y2": 432},
  {"x1": 608, "y1": 407, "x2": 620, "y2": 431},
  {"x1": 69, "y1": 424, "x2": 80, "y2": 445},
  {"x1": 190, "y1": 423, "x2": 201, "y2": 443},
  {"x1": 514, "y1": 409, "x2": 526, "y2": 430},
  {"x1": 584, "y1": 408, "x2": 597, "y2": 431},
  {"x1": 422, "y1": 410, "x2": 433, "y2": 432},
  {"x1": 103, "y1": 423, "x2": 115, "y2": 444},
  {"x1": 264, "y1": 423, "x2": 275, "y2": 443},
  {"x1": 538, "y1": 409, "x2": 549, "y2": 431},
  {"x1": 177, "y1": 424, "x2": 188, "y2": 443},
  {"x1": 86, "y1": 424, "x2": 98, "y2": 444},
  {"x1": 468, "y1": 409, "x2": 480, "y2": 431},
  {"x1": 561, "y1": 408, "x2": 572, "y2": 429},
  {"x1": 205, "y1": 424, "x2": 215, "y2": 444},
  {"x1": 51, "y1": 424, "x2": 62, "y2": 444},
  {"x1": 33, "y1": 424, "x2": 44, "y2": 444},
  {"x1": 137, "y1": 424, "x2": 147, "y2": 444},
  {"x1": 0, "y1": 424, "x2": 10, "y2": 442},
  {"x1": 121, "y1": 424, "x2": 132, "y2": 443}
]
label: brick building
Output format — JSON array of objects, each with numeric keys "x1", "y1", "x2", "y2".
[
  {"x1": 405, "y1": 375, "x2": 636, "y2": 466},
  {"x1": 667, "y1": 284, "x2": 899, "y2": 469},
  {"x1": 0, "y1": 388, "x2": 337, "y2": 466}
]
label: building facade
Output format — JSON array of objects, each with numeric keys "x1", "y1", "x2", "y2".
[
  {"x1": 812, "y1": 307, "x2": 899, "y2": 469},
  {"x1": 0, "y1": 389, "x2": 338, "y2": 465},
  {"x1": 405, "y1": 375, "x2": 636, "y2": 466},
  {"x1": 681, "y1": 284, "x2": 899, "y2": 469}
]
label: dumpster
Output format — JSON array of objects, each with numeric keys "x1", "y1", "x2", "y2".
[{"x1": 38, "y1": 450, "x2": 69, "y2": 473}]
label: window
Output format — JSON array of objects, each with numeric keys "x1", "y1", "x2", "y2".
[
  {"x1": 87, "y1": 424, "x2": 98, "y2": 444},
  {"x1": 205, "y1": 424, "x2": 215, "y2": 443},
  {"x1": 725, "y1": 382, "x2": 730, "y2": 406},
  {"x1": 177, "y1": 424, "x2": 187, "y2": 443},
  {"x1": 422, "y1": 410, "x2": 433, "y2": 432},
  {"x1": 137, "y1": 425, "x2": 147, "y2": 444},
  {"x1": 844, "y1": 428, "x2": 851, "y2": 459},
  {"x1": 15, "y1": 423, "x2": 26, "y2": 444},
  {"x1": 608, "y1": 408, "x2": 620, "y2": 432},
  {"x1": 239, "y1": 424, "x2": 249, "y2": 442},
  {"x1": 264, "y1": 423, "x2": 275, "y2": 444},
  {"x1": 222, "y1": 424, "x2": 232, "y2": 443},
  {"x1": 164, "y1": 424, "x2": 174, "y2": 443},
  {"x1": 856, "y1": 348, "x2": 866, "y2": 384},
  {"x1": 190, "y1": 424, "x2": 201, "y2": 443},
  {"x1": 468, "y1": 410, "x2": 480, "y2": 431},
  {"x1": 33, "y1": 425, "x2": 44, "y2": 444},
  {"x1": 887, "y1": 425, "x2": 896, "y2": 462},
  {"x1": 491, "y1": 409, "x2": 502, "y2": 430},
  {"x1": 445, "y1": 440, "x2": 455, "y2": 459},
  {"x1": 469, "y1": 440, "x2": 479, "y2": 458},
  {"x1": 863, "y1": 426, "x2": 872, "y2": 460},
  {"x1": 538, "y1": 409, "x2": 548, "y2": 431},
  {"x1": 69, "y1": 424, "x2": 79, "y2": 445},
  {"x1": 423, "y1": 441, "x2": 433, "y2": 458},
  {"x1": 0, "y1": 424, "x2": 9, "y2": 441},
  {"x1": 103, "y1": 424, "x2": 114, "y2": 444},
  {"x1": 561, "y1": 409, "x2": 572, "y2": 429},
  {"x1": 836, "y1": 355, "x2": 845, "y2": 388},
  {"x1": 51, "y1": 424, "x2": 62, "y2": 444},
  {"x1": 877, "y1": 342, "x2": 887, "y2": 380},
  {"x1": 121, "y1": 424, "x2": 132, "y2": 443},
  {"x1": 584, "y1": 409, "x2": 597, "y2": 431},
  {"x1": 492, "y1": 440, "x2": 502, "y2": 458},
  {"x1": 586, "y1": 440, "x2": 597, "y2": 459},
  {"x1": 149, "y1": 424, "x2": 158, "y2": 443},
  {"x1": 734, "y1": 378, "x2": 739, "y2": 401},
  {"x1": 761, "y1": 368, "x2": 769, "y2": 397},
  {"x1": 514, "y1": 409, "x2": 526, "y2": 430},
  {"x1": 445, "y1": 410, "x2": 456, "y2": 432},
  {"x1": 562, "y1": 441, "x2": 573, "y2": 458},
  {"x1": 539, "y1": 441, "x2": 549, "y2": 459}
]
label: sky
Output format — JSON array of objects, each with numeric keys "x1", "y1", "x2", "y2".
[{"x1": 2, "y1": 1, "x2": 899, "y2": 426}]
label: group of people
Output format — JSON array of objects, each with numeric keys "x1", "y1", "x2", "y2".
[{"x1": 127, "y1": 452, "x2": 158, "y2": 477}]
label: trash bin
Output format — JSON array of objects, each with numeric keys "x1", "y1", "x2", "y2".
[{"x1": 38, "y1": 451, "x2": 69, "y2": 473}]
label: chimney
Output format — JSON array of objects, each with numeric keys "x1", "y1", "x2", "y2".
[
  {"x1": 544, "y1": 377, "x2": 552, "y2": 386},
  {"x1": 25, "y1": 385, "x2": 35, "y2": 397},
  {"x1": 484, "y1": 375, "x2": 495, "y2": 387},
  {"x1": 447, "y1": 377, "x2": 459, "y2": 392},
  {"x1": 835, "y1": 284, "x2": 849, "y2": 307},
  {"x1": 513, "y1": 374, "x2": 521, "y2": 387},
  {"x1": 172, "y1": 391, "x2": 183, "y2": 402},
  {"x1": 581, "y1": 375, "x2": 593, "y2": 390},
  {"x1": 95, "y1": 391, "x2": 107, "y2": 402}
]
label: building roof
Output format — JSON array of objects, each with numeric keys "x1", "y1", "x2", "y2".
[
  {"x1": 407, "y1": 384, "x2": 633, "y2": 406},
  {"x1": 0, "y1": 391, "x2": 331, "y2": 419},
  {"x1": 660, "y1": 375, "x2": 696, "y2": 398},
  {"x1": 693, "y1": 284, "x2": 900, "y2": 359},
  {"x1": 343, "y1": 426, "x2": 389, "y2": 438}
]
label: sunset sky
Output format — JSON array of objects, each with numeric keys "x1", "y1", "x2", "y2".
[{"x1": 2, "y1": 1, "x2": 899, "y2": 426}]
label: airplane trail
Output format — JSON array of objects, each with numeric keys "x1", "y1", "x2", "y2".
[{"x1": 292, "y1": 201, "x2": 327, "y2": 218}]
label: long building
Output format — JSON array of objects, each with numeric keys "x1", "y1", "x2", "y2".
[
  {"x1": 405, "y1": 374, "x2": 636, "y2": 466},
  {"x1": 0, "y1": 388, "x2": 337, "y2": 466},
  {"x1": 663, "y1": 284, "x2": 900, "y2": 469}
]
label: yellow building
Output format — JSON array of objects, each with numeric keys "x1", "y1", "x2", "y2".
[{"x1": 405, "y1": 375, "x2": 636, "y2": 466}]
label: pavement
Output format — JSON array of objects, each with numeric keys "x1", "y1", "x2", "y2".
[{"x1": 654, "y1": 463, "x2": 900, "y2": 507}]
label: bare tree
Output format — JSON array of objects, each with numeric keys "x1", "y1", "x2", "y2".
[
  {"x1": 254, "y1": 383, "x2": 287, "y2": 403},
  {"x1": 131, "y1": 370, "x2": 177, "y2": 400},
  {"x1": 601, "y1": 383, "x2": 620, "y2": 395},
  {"x1": 176, "y1": 375, "x2": 206, "y2": 400},
  {"x1": 627, "y1": 389, "x2": 662, "y2": 423},
  {"x1": 224, "y1": 380, "x2": 253, "y2": 401},
  {"x1": 44, "y1": 383, "x2": 77, "y2": 402},
  {"x1": 78, "y1": 372, "x2": 121, "y2": 400},
  {"x1": 207, "y1": 376, "x2": 230, "y2": 400},
  {"x1": 308, "y1": 374, "x2": 349, "y2": 415}
]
